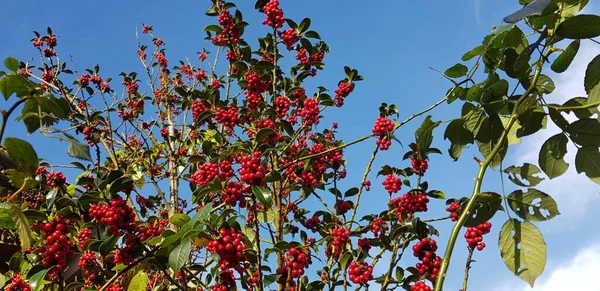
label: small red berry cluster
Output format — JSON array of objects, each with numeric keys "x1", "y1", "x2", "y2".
[
  {"x1": 333, "y1": 81, "x2": 353, "y2": 107},
  {"x1": 6, "y1": 274, "x2": 31, "y2": 291},
  {"x1": 358, "y1": 237, "x2": 371, "y2": 253},
  {"x1": 262, "y1": 0, "x2": 285, "y2": 28},
  {"x1": 334, "y1": 199, "x2": 353, "y2": 215},
  {"x1": 206, "y1": 228, "x2": 248, "y2": 272},
  {"x1": 76, "y1": 227, "x2": 93, "y2": 249},
  {"x1": 192, "y1": 100, "x2": 209, "y2": 123},
  {"x1": 412, "y1": 238, "x2": 441, "y2": 281},
  {"x1": 222, "y1": 181, "x2": 247, "y2": 208},
  {"x1": 465, "y1": 222, "x2": 492, "y2": 251},
  {"x1": 244, "y1": 72, "x2": 266, "y2": 110},
  {"x1": 89, "y1": 197, "x2": 138, "y2": 236},
  {"x1": 238, "y1": 151, "x2": 265, "y2": 186},
  {"x1": 372, "y1": 117, "x2": 394, "y2": 150},
  {"x1": 382, "y1": 174, "x2": 402, "y2": 195},
  {"x1": 279, "y1": 28, "x2": 299, "y2": 50},
  {"x1": 277, "y1": 247, "x2": 312, "y2": 288},
  {"x1": 190, "y1": 162, "x2": 219, "y2": 186},
  {"x1": 21, "y1": 188, "x2": 44, "y2": 208},
  {"x1": 411, "y1": 281, "x2": 433, "y2": 291},
  {"x1": 275, "y1": 96, "x2": 291, "y2": 118},
  {"x1": 302, "y1": 216, "x2": 323, "y2": 233},
  {"x1": 371, "y1": 218, "x2": 388, "y2": 238},
  {"x1": 45, "y1": 171, "x2": 66, "y2": 187},
  {"x1": 411, "y1": 156, "x2": 429, "y2": 176},
  {"x1": 155, "y1": 52, "x2": 168, "y2": 69},
  {"x1": 213, "y1": 270, "x2": 236, "y2": 291},
  {"x1": 300, "y1": 98, "x2": 320, "y2": 127},
  {"x1": 445, "y1": 202, "x2": 461, "y2": 222},
  {"x1": 348, "y1": 261, "x2": 374, "y2": 285},
  {"x1": 215, "y1": 105, "x2": 241, "y2": 132},
  {"x1": 390, "y1": 191, "x2": 429, "y2": 219},
  {"x1": 213, "y1": 8, "x2": 240, "y2": 45},
  {"x1": 326, "y1": 227, "x2": 350, "y2": 259},
  {"x1": 38, "y1": 216, "x2": 75, "y2": 280},
  {"x1": 78, "y1": 251, "x2": 100, "y2": 286}
]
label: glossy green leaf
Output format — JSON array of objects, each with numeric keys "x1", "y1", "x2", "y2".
[
  {"x1": 4, "y1": 137, "x2": 38, "y2": 175},
  {"x1": 538, "y1": 134, "x2": 569, "y2": 179},
  {"x1": 127, "y1": 271, "x2": 149, "y2": 291},
  {"x1": 575, "y1": 146, "x2": 600, "y2": 184},
  {"x1": 426, "y1": 190, "x2": 446, "y2": 199},
  {"x1": 567, "y1": 118, "x2": 600, "y2": 146},
  {"x1": 28, "y1": 268, "x2": 50, "y2": 291},
  {"x1": 585, "y1": 54, "x2": 600, "y2": 97},
  {"x1": 551, "y1": 40, "x2": 580, "y2": 73},
  {"x1": 99, "y1": 236, "x2": 119, "y2": 256},
  {"x1": 169, "y1": 240, "x2": 192, "y2": 272},
  {"x1": 555, "y1": 14, "x2": 600, "y2": 39},
  {"x1": 252, "y1": 185, "x2": 273, "y2": 207},
  {"x1": 464, "y1": 192, "x2": 502, "y2": 227},
  {"x1": 499, "y1": 219, "x2": 546, "y2": 287},
  {"x1": 415, "y1": 116, "x2": 440, "y2": 151},
  {"x1": 11, "y1": 205, "x2": 33, "y2": 251},
  {"x1": 506, "y1": 189, "x2": 560, "y2": 221}
]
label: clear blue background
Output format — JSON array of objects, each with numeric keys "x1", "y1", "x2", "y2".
[{"x1": 1, "y1": 1, "x2": 599, "y2": 290}]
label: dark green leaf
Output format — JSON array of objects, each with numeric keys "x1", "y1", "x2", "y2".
[
  {"x1": 555, "y1": 14, "x2": 600, "y2": 39},
  {"x1": 551, "y1": 40, "x2": 580, "y2": 73},
  {"x1": 568, "y1": 118, "x2": 600, "y2": 146},
  {"x1": 444, "y1": 119, "x2": 474, "y2": 160},
  {"x1": 4, "y1": 137, "x2": 38, "y2": 175},
  {"x1": 575, "y1": 146, "x2": 600, "y2": 184},
  {"x1": 498, "y1": 219, "x2": 546, "y2": 287},
  {"x1": 11, "y1": 205, "x2": 33, "y2": 251},
  {"x1": 254, "y1": 128, "x2": 276, "y2": 142},
  {"x1": 169, "y1": 240, "x2": 192, "y2": 272},
  {"x1": 562, "y1": 97, "x2": 599, "y2": 119},
  {"x1": 427, "y1": 190, "x2": 446, "y2": 199},
  {"x1": 444, "y1": 63, "x2": 468, "y2": 78},
  {"x1": 99, "y1": 236, "x2": 119, "y2": 256},
  {"x1": 462, "y1": 45, "x2": 484, "y2": 61},
  {"x1": 506, "y1": 189, "x2": 560, "y2": 221},
  {"x1": 538, "y1": 134, "x2": 569, "y2": 179},
  {"x1": 585, "y1": 54, "x2": 600, "y2": 96},
  {"x1": 464, "y1": 192, "x2": 502, "y2": 227},
  {"x1": 252, "y1": 185, "x2": 273, "y2": 207},
  {"x1": 415, "y1": 116, "x2": 440, "y2": 150},
  {"x1": 0, "y1": 73, "x2": 35, "y2": 100}
]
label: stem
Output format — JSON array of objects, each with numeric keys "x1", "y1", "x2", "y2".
[
  {"x1": 433, "y1": 48, "x2": 549, "y2": 291},
  {"x1": 348, "y1": 147, "x2": 378, "y2": 223},
  {"x1": 0, "y1": 97, "x2": 30, "y2": 143},
  {"x1": 462, "y1": 249, "x2": 475, "y2": 291}
]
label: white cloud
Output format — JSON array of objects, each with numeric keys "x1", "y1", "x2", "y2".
[
  {"x1": 472, "y1": 0, "x2": 482, "y2": 24},
  {"x1": 511, "y1": 38, "x2": 600, "y2": 222},
  {"x1": 492, "y1": 244, "x2": 600, "y2": 291}
]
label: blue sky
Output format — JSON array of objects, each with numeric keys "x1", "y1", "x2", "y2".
[{"x1": 1, "y1": 1, "x2": 600, "y2": 290}]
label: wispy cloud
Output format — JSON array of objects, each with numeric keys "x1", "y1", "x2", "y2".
[{"x1": 471, "y1": 0, "x2": 482, "y2": 24}]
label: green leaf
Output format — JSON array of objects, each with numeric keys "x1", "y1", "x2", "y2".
[
  {"x1": 462, "y1": 45, "x2": 484, "y2": 61},
  {"x1": 60, "y1": 133, "x2": 92, "y2": 161},
  {"x1": 99, "y1": 236, "x2": 119, "y2": 256},
  {"x1": 4, "y1": 57, "x2": 19, "y2": 72},
  {"x1": 555, "y1": 14, "x2": 600, "y2": 39},
  {"x1": 499, "y1": 219, "x2": 546, "y2": 287},
  {"x1": 0, "y1": 73, "x2": 35, "y2": 100},
  {"x1": 28, "y1": 268, "x2": 50, "y2": 291},
  {"x1": 254, "y1": 128, "x2": 276, "y2": 142},
  {"x1": 551, "y1": 40, "x2": 580, "y2": 73},
  {"x1": 169, "y1": 240, "x2": 192, "y2": 272},
  {"x1": 504, "y1": 163, "x2": 544, "y2": 187},
  {"x1": 169, "y1": 213, "x2": 191, "y2": 227},
  {"x1": 426, "y1": 190, "x2": 446, "y2": 199},
  {"x1": 538, "y1": 134, "x2": 569, "y2": 179},
  {"x1": 585, "y1": 54, "x2": 600, "y2": 96},
  {"x1": 127, "y1": 271, "x2": 149, "y2": 291},
  {"x1": 252, "y1": 185, "x2": 273, "y2": 207},
  {"x1": 475, "y1": 115, "x2": 507, "y2": 169},
  {"x1": 0, "y1": 203, "x2": 15, "y2": 229},
  {"x1": 11, "y1": 205, "x2": 33, "y2": 251},
  {"x1": 534, "y1": 75, "x2": 555, "y2": 94},
  {"x1": 4, "y1": 137, "x2": 38, "y2": 175},
  {"x1": 567, "y1": 118, "x2": 600, "y2": 146},
  {"x1": 444, "y1": 119, "x2": 474, "y2": 161},
  {"x1": 415, "y1": 116, "x2": 440, "y2": 151},
  {"x1": 0, "y1": 273, "x2": 5, "y2": 289},
  {"x1": 339, "y1": 252, "x2": 353, "y2": 270},
  {"x1": 444, "y1": 63, "x2": 468, "y2": 78},
  {"x1": 575, "y1": 146, "x2": 600, "y2": 184},
  {"x1": 464, "y1": 192, "x2": 502, "y2": 227},
  {"x1": 562, "y1": 97, "x2": 599, "y2": 119},
  {"x1": 506, "y1": 189, "x2": 560, "y2": 221}
]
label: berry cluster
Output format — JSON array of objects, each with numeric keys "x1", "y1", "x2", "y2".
[
  {"x1": 411, "y1": 156, "x2": 429, "y2": 176},
  {"x1": 190, "y1": 162, "x2": 219, "y2": 186},
  {"x1": 89, "y1": 197, "x2": 138, "y2": 236},
  {"x1": 206, "y1": 228, "x2": 248, "y2": 272},
  {"x1": 390, "y1": 192, "x2": 429, "y2": 218},
  {"x1": 222, "y1": 181, "x2": 247, "y2": 208},
  {"x1": 192, "y1": 99, "x2": 210, "y2": 123},
  {"x1": 283, "y1": 247, "x2": 312, "y2": 278},
  {"x1": 412, "y1": 238, "x2": 441, "y2": 281},
  {"x1": 79, "y1": 73, "x2": 91, "y2": 87},
  {"x1": 219, "y1": 159, "x2": 235, "y2": 180},
  {"x1": 301, "y1": 98, "x2": 320, "y2": 126},
  {"x1": 213, "y1": 9, "x2": 240, "y2": 45},
  {"x1": 215, "y1": 105, "x2": 240, "y2": 131},
  {"x1": 245, "y1": 72, "x2": 267, "y2": 110},
  {"x1": 348, "y1": 261, "x2": 374, "y2": 285},
  {"x1": 371, "y1": 218, "x2": 388, "y2": 238},
  {"x1": 6, "y1": 274, "x2": 31, "y2": 291},
  {"x1": 155, "y1": 53, "x2": 168, "y2": 69},
  {"x1": 213, "y1": 270, "x2": 236, "y2": 291},
  {"x1": 465, "y1": 222, "x2": 492, "y2": 251},
  {"x1": 46, "y1": 171, "x2": 66, "y2": 187},
  {"x1": 358, "y1": 237, "x2": 371, "y2": 253},
  {"x1": 411, "y1": 281, "x2": 433, "y2": 291},
  {"x1": 238, "y1": 151, "x2": 265, "y2": 186},
  {"x1": 262, "y1": 0, "x2": 285, "y2": 28},
  {"x1": 326, "y1": 227, "x2": 350, "y2": 259},
  {"x1": 372, "y1": 117, "x2": 394, "y2": 150},
  {"x1": 302, "y1": 216, "x2": 323, "y2": 233},
  {"x1": 382, "y1": 174, "x2": 402, "y2": 195},
  {"x1": 76, "y1": 227, "x2": 93, "y2": 249},
  {"x1": 21, "y1": 188, "x2": 44, "y2": 208},
  {"x1": 279, "y1": 28, "x2": 299, "y2": 50},
  {"x1": 275, "y1": 96, "x2": 291, "y2": 118},
  {"x1": 445, "y1": 201, "x2": 461, "y2": 222},
  {"x1": 333, "y1": 81, "x2": 353, "y2": 107},
  {"x1": 38, "y1": 216, "x2": 75, "y2": 280},
  {"x1": 334, "y1": 199, "x2": 353, "y2": 215}
]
